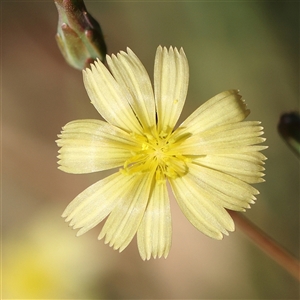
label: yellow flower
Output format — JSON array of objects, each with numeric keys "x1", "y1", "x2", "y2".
[{"x1": 57, "y1": 46, "x2": 267, "y2": 260}]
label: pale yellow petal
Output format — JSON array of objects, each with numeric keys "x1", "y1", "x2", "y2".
[
  {"x1": 57, "y1": 119, "x2": 139, "y2": 174},
  {"x1": 107, "y1": 49, "x2": 156, "y2": 131},
  {"x1": 228, "y1": 152, "x2": 267, "y2": 164},
  {"x1": 174, "y1": 90, "x2": 249, "y2": 137},
  {"x1": 170, "y1": 175, "x2": 235, "y2": 239},
  {"x1": 175, "y1": 121, "x2": 267, "y2": 155},
  {"x1": 137, "y1": 181, "x2": 171, "y2": 260},
  {"x1": 98, "y1": 172, "x2": 155, "y2": 252},
  {"x1": 176, "y1": 164, "x2": 258, "y2": 211},
  {"x1": 83, "y1": 59, "x2": 142, "y2": 134},
  {"x1": 154, "y1": 46, "x2": 189, "y2": 134},
  {"x1": 194, "y1": 153, "x2": 266, "y2": 184},
  {"x1": 62, "y1": 172, "x2": 135, "y2": 236},
  {"x1": 187, "y1": 163, "x2": 259, "y2": 210}
]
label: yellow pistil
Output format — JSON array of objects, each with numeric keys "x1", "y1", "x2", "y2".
[{"x1": 121, "y1": 130, "x2": 190, "y2": 181}]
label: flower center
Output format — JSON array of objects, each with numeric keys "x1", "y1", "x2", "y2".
[{"x1": 121, "y1": 130, "x2": 191, "y2": 182}]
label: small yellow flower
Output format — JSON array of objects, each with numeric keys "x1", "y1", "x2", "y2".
[{"x1": 57, "y1": 46, "x2": 267, "y2": 260}]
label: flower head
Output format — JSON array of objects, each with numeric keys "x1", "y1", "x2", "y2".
[{"x1": 57, "y1": 46, "x2": 267, "y2": 260}]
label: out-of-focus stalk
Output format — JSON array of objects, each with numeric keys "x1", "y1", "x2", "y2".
[
  {"x1": 230, "y1": 211, "x2": 300, "y2": 281},
  {"x1": 54, "y1": 0, "x2": 107, "y2": 70}
]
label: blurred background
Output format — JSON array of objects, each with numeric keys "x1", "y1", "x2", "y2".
[{"x1": 2, "y1": 1, "x2": 299, "y2": 299}]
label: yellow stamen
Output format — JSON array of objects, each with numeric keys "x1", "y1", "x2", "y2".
[{"x1": 121, "y1": 130, "x2": 190, "y2": 180}]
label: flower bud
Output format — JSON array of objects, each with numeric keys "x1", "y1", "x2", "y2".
[
  {"x1": 278, "y1": 111, "x2": 300, "y2": 157},
  {"x1": 54, "y1": 0, "x2": 107, "y2": 70}
]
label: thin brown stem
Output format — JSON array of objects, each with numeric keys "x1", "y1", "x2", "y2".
[{"x1": 230, "y1": 211, "x2": 300, "y2": 281}]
